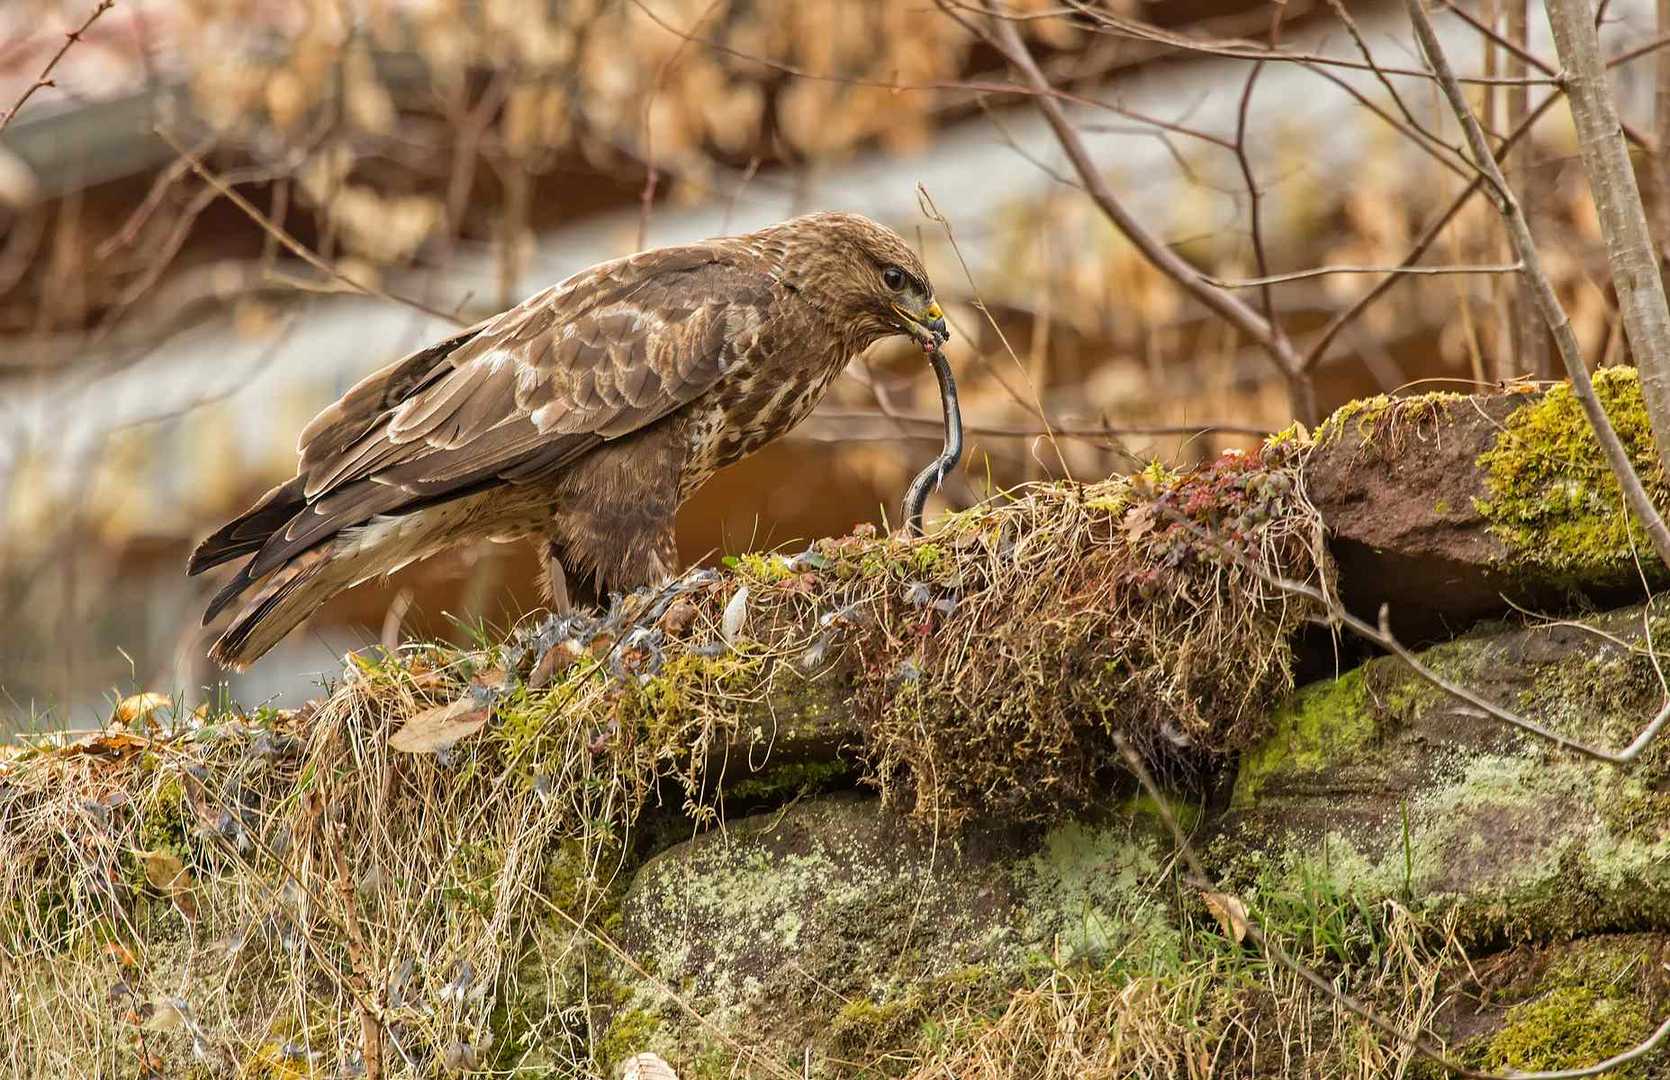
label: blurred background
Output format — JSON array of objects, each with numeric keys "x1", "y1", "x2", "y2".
[{"x1": 0, "y1": 0, "x2": 1662, "y2": 730}]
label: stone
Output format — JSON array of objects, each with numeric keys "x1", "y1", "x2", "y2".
[
  {"x1": 1303, "y1": 369, "x2": 1668, "y2": 641},
  {"x1": 1218, "y1": 603, "x2": 1670, "y2": 946},
  {"x1": 609, "y1": 792, "x2": 1179, "y2": 1069}
]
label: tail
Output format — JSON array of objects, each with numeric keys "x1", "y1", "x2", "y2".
[{"x1": 208, "y1": 548, "x2": 336, "y2": 670}]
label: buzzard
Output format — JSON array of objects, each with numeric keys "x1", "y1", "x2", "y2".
[{"x1": 189, "y1": 212, "x2": 949, "y2": 668}]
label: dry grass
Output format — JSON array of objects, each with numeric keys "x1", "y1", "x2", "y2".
[
  {"x1": 894, "y1": 902, "x2": 1468, "y2": 1080},
  {"x1": 0, "y1": 444, "x2": 1329, "y2": 1077}
]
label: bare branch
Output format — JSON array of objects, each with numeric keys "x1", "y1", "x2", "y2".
[
  {"x1": 1233, "y1": 58, "x2": 1278, "y2": 330},
  {"x1": 1437, "y1": 0, "x2": 1659, "y2": 154},
  {"x1": 1324, "y1": 0, "x2": 1465, "y2": 166},
  {"x1": 1544, "y1": 0, "x2": 1670, "y2": 481},
  {"x1": 156, "y1": 130, "x2": 469, "y2": 328},
  {"x1": 1404, "y1": 0, "x2": 1670, "y2": 571},
  {"x1": 970, "y1": 3, "x2": 1315, "y2": 422},
  {"x1": 0, "y1": 0, "x2": 115, "y2": 132},
  {"x1": 1052, "y1": 0, "x2": 1557, "y2": 85}
]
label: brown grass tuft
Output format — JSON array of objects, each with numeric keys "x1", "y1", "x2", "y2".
[{"x1": 0, "y1": 448, "x2": 1329, "y2": 1075}]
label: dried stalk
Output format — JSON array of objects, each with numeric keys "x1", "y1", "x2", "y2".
[
  {"x1": 1544, "y1": 0, "x2": 1670, "y2": 476},
  {"x1": 1407, "y1": 0, "x2": 1670, "y2": 570},
  {"x1": 327, "y1": 814, "x2": 385, "y2": 1080}
]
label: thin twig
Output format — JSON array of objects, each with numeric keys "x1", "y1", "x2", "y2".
[
  {"x1": 1047, "y1": 0, "x2": 1557, "y2": 85},
  {"x1": 0, "y1": 0, "x2": 115, "y2": 132},
  {"x1": 1437, "y1": 0, "x2": 1659, "y2": 154},
  {"x1": 1233, "y1": 58, "x2": 1278, "y2": 330},
  {"x1": 1324, "y1": 0, "x2": 1465, "y2": 166},
  {"x1": 1206, "y1": 261, "x2": 1522, "y2": 289},
  {"x1": 155, "y1": 129, "x2": 468, "y2": 328}
]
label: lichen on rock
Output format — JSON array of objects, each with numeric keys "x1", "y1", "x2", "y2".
[
  {"x1": 1220, "y1": 603, "x2": 1670, "y2": 947},
  {"x1": 610, "y1": 793, "x2": 1179, "y2": 1071}
]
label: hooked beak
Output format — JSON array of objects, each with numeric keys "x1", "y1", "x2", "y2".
[{"x1": 893, "y1": 300, "x2": 950, "y2": 348}]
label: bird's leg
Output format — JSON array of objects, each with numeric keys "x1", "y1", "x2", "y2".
[{"x1": 543, "y1": 540, "x2": 572, "y2": 614}]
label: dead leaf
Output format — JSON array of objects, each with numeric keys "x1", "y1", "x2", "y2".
[
  {"x1": 62, "y1": 730, "x2": 149, "y2": 757},
  {"x1": 470, "y1": 666, "x2": 512, "y2": 695},
  {"x1": 113, "y1": 692, "x2": 171, "y2": 728},
  {"x1": 388, "y1": 696, "x2": 489, "y2": 754},
  {"x1": 133, "y1": 848, "x2": 199, "y2": 922},
  {"x1": 1119, "y1": 504, "x2": 1154, "y2": 543},
  {"x1": 530, "y1": 639, "x2": 583, "y2": 689},
  {"x1": 1201, "y1": 890, "x2": 1248, "y2": 944},
  {"x1": 104, "y1": 941, "x2": 138, "y2": 969},
  {"x1": 142, "y1": 999, "x2": 186, "y2": 1033}
]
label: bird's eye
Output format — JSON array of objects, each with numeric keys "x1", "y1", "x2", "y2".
[{"x1": 882, "y1": 266, "x2": 906, "y2": 291}]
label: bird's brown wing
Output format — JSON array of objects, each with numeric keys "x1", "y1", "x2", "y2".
[
  {"x1": 193, "y1": 242, "x2": 785, "y2": 617},
  {"x1": 187, "y1": 321, "x2": 491, "y2": 573}
]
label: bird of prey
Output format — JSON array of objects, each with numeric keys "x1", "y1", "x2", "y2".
[{"x1": 188, "y1": 212, "x2": 949, "y2": 668}]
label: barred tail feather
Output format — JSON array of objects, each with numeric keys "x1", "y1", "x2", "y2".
[{"x1": 208, "y1": 548, "x2": 335, "y2": 670}]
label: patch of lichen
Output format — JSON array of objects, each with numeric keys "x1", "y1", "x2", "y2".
[
  {"x1": 1525, "y1": 636, "x2": 1670, "y2": 845},
  {"x1": 1225, "y1": 603, "x2": 1670, "y2": 954},
  {"x1": 1476, "y1": 366, "x2": 1669, "y2": 577},
  {"x1": 609, "y1": 797, "x2": 1194, "y2": 1072}
]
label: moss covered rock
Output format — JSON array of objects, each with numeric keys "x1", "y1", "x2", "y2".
[
  {"x1": 607, "y1": 793, "x2": 1179, "y2": 1072},
  {"x1": 1220, "y1": 603, "x2": 1670, "y2": 946},
  {"x1": 1431, "y1": 932, "x2": 1670, "y2": 1075},
  {"x1": 1304, "y1": 368, "x2": 1667, "y2": 641}
]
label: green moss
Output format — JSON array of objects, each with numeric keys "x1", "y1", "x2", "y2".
[
  {"x1": 1124, "y1": 792, "x2": 1202, "y2": 835},
  {"x1": 827, "y1": 966, "x2": 991, "y2": 1071},
  {"x1": 1234, "y1": 666, "x2": 1375, "y2": 806},
  {"x1": 725, "y1": 551, "x2": 794, "y2": 583},
  {"x1": 1262, "y1": 422, "x2": 1310, "y2": 454},
  {"x1": 1476, "y1": 366, "x2": 1668, "y2": 577},
  {"x1": 1313, "y1": 390, "x2": 1466, "y2": 450},
  {"x1": 1479, "y1": 985, "x2": 1652, "y2": 1075},
  {"x1": 594, "y1": 1007, "x2": 661, "y2": 1073},
  {"x1": 911, "y1": 543, "x2": 945, "y2": 574},
  {"x1": 135, "y1": 775, "x2": 188, "y2": 853}
]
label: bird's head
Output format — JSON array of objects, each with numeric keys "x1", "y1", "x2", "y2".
[{"x1": 759, "y1": 212, "x2": 949, "y2": 351}]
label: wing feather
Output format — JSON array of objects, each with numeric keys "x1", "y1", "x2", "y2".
[{"x1": 203, "y1": 243, "x2": 783, "y2": 598}]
